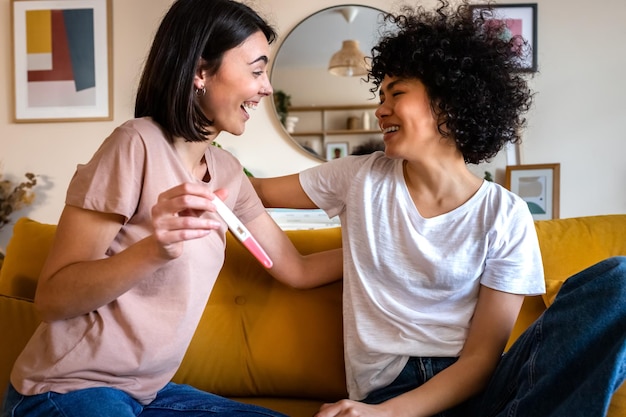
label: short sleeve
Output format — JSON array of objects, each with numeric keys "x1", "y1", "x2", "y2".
[
  {"x1": 233, "y1": 173, "x2": 265, "y2": 225},
  {"x1": 481, "y1": 197, "x2": 546, "y2": 295},
  {"x1": 66, "y1": 125, "x2": 146, "y2": 221},
  {"x1": 300, "y1": 154, "x2": 375, "y2": 218}
]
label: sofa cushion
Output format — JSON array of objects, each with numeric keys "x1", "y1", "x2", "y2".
[
  {"x1": 534, "y1": 215, "x2": 626, "y2": 306},
  {"x1": 173, "y1": 228, "x2": 347, "y2": 400},
  {"x1": 0, "y1": 217, "x2": 57, "y2": 300}
]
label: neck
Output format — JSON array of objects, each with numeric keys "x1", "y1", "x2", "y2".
[
  {"x1": 402, "y1": 159, "x2": 483, "y2": 218},
  {"x1": 173, "y1": 138, "x2": 213, "y2": 181}
]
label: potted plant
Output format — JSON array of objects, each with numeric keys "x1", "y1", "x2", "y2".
[{"x1": 273, "y1": 90, "x2": 291, "y2": 126}]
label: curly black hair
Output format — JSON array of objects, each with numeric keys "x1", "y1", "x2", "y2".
[{"x1": 368, "y1": 0, "x2": 534, "y2": 164}]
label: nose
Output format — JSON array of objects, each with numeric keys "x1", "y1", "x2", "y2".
[
  {"x1": 374, "y1": 102, "x2": 389, "y2": 121},
  {"x1": 261, "y1": 80, "x2": 273, "y2": 97}
]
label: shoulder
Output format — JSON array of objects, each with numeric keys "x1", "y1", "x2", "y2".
[
  {"x1": 478, "y1": 182, "x2": 537, "y2": 248},
  {"x1": 300, "y1": 152, "x2": 400, "y2": 197},
  {"x1": 304, "y1": 151, "x2": 394, "y2": 177},
  {"x1": 481, "y1": 180, "x2": 530, "y2": 217},
  {"x1": 208, "y1": 142, "x2": 240, "y2": 163},
  {"x1": 206, "y1": 143, "x2": 244, "y2": 176},
  {"x1": 460, "y1": 181, "x2": 536, "y2": 243},
  {"x1": 113, "y1": 118, "x2": 166, "y2": 143},
  {"x1": 100, "y1": 118, "x2": 160, "y2": 144},
  {"x1": 95, "y1": 118, "x2": 171, "y2": 157}
]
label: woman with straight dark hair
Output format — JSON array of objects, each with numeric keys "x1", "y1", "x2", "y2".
[{"x1": 1, "y1": 1, "x2": 342, "y2": 416}]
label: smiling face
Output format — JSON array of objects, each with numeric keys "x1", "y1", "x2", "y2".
[
  {"x1": 375, "y1": 76, "x2": 447, "y2": 160},
  {"x1": 198, "y1": 31, "x2": 273, "y2": 136}
]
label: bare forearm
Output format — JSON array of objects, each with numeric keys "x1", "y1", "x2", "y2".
[
  {"x1": 251, "y1": 175, "x2": 317, "y2": 209},
  {"x1": 35, "y1": 236, "x2": 168, "y2": 321},
  {"x1": 36, "y1": 184, "x2": 226, "y2": 322},
  {"x1": 246, "y1": 212, "x2": 342, "y2": 289},
  {"x1": 315, "y1": 357, "x2": 495, "y2": 417},
  {"x1": 382, "y1": 357, "x2": 495, "y2": 417},
  {"x1": 277, "y1": 248, "x2": 343, "y2": 289}
]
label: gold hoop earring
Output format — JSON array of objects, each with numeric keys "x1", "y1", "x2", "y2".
[{"x1": 194, "y1": 86, "x2": 206, "y2": 97}]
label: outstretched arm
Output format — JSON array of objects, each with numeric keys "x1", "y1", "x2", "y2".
[
  {"x1": 249, "y1": 174, "x2": 342, "y2": 288},
  {"x1": 250, "y1": 174, "x2": 316, "y2": 209},
  {"x1": 245, "y1": 210, "x2": 342, "y2": 289}
]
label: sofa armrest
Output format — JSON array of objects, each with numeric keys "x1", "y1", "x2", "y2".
[
  {"x1": 0, "y1": 295, "x2": 40, "y2": 401},
  {"x1": 0, "y1": 218, "x2": 57, "y2": 300}
]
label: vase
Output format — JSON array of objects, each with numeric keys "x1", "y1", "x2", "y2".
[{"x1": 285, "y1": 116, "x2": 299, "y2": 133}]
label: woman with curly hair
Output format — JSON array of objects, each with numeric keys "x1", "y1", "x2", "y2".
[{"x1": 253, "y1": 0, "x2": 626, "y2": 416}]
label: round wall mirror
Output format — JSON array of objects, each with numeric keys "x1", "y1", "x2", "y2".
[{"x1": 271, "y1": 5, "x2": 386, "y2": 161}]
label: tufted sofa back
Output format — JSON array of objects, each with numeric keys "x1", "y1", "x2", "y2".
[{"x1": 0, "y1": 218, "x2": 346, "y2": 403}]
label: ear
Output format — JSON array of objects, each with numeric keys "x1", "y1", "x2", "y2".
[{"x1": 193, "y1": 58, "x2": 209, "y2": 90}]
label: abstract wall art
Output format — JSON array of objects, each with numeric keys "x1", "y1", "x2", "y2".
[{"x1": 12, "y1": 0, "x2": 112, "y2": 122}]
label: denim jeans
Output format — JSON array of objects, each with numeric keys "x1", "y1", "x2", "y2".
[
  {"x1": 365, "y1": 256, "x2": 626, "y2": 417},
  {"x1": 362, "y1": 357, "x2": 471, "y2": 417},
  {"x1": 1, "y1": 382, "x2": 288, "y2": 417},
  {"x1": 475, "y1": 256, "x2": 626, "y2": 416}
]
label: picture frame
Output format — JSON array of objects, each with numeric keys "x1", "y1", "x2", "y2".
[
  {"x1": 505, "y1": 163, "x2": 560, "y2": 220},
  {"x1": 470, "y1": 3, "x2": 538, "y2": 72},
  {"x1": 11, "y1": 0, "x2": 113, "y2": 122},
  {"x1": 326, "y1": 142, "x2": 349, "y2": 159}
]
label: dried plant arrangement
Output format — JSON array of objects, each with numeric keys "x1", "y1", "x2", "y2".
[{"x1": 0, "y1": 171, "x2": 37, "y2": 230}]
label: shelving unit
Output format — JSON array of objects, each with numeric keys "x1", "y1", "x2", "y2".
[
  {"x1": 286, "y1": 104, "x2": 382, "y2": 158},
  {"x1": 288, "y1": 104, "x2": 380, "y2": 138}
]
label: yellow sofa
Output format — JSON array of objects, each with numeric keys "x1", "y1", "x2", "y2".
[{"x1": 1, "y1": 215, "x2": 625, "y2": 416}]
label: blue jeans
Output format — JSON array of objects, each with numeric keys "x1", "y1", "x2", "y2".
[
  {"x1": 366, "y1": 256, "x2": 626, "y2": 417},
  {"x1": 1, "y1": 382, "x2": 288, "y2": 417},
  {"x1": 362, "y1": 357, "x2": 470, "y2": 417}
]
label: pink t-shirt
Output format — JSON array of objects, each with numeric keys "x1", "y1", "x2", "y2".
[{"x1": 10, "y1": 118, "x2": 265, "y2": 404}]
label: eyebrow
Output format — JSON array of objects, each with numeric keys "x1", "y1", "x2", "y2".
[
  {"x1": 379, "y1": 79, "x2": 405, "y2": 97},
  {"x1": 249, "y1": 55, "x2": 269, "y2": 65}
]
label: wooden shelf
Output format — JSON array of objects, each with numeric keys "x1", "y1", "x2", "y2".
[
  {"x1": 287, "y1": 104, "x2": 379, "y2": 138},
  {"x1": 289, "y1": 104, "x2": 378, "y2": 112},
  {"x1": 292, "y1": 129, "x2": 381, "y2": 137}
]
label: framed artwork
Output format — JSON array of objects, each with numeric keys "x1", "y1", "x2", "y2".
[
  {"x1": 326, "y1": 142, "x2": 349, "y2": 159},
  {"x1": 11, "y1": 0, "x2": 113, "y2": 122},
  {"x1": 470, "y1": 3, "x2": 538, "y2": 72},
  {"x1": 505, "y1": 163, "x2": 560, "y2": 220}
]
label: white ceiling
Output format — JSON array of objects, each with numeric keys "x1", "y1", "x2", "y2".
[{"x1": 273, "y1": 5, "x2": 386, "y2": 70}]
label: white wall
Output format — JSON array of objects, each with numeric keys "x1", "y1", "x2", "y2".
[{"x1": 1, "y1": 0, "x2": 625, "y2": 249}]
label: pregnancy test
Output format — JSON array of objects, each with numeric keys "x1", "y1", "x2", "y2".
[{"x1": 212, "y1": 196, "x2": 273, "y2": 269}]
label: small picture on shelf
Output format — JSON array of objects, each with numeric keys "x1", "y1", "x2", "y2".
[
  {"x1": 326, "y1": 142, "x2": 349, "y2": 159},
  {"x1": 505, "y1": 163, "x2": 560, "y2": 220}
]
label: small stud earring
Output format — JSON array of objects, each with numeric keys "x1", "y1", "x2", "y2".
[{"x1": 194, "y1": 86, "x2": 206, "y2": 97}]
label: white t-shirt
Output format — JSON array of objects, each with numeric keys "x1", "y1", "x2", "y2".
[{"x1": 300, "y1": 152, "x2": 545, "y2": 400}]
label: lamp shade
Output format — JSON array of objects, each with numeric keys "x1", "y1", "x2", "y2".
[{"x1": 328, "y1": 40, "x2": 368, "y2": 77}]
